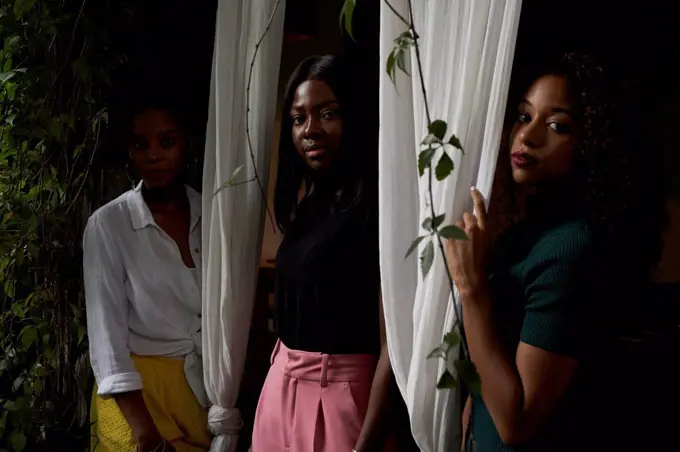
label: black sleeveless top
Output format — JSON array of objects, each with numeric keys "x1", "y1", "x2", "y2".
[{"x1": 274, "y1": 192, "x2": 381, "y2": 355}]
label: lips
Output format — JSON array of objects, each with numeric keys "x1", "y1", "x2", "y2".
[
  {"x1": 145, "y1": 170, "x2": 170, "y2": 180},
  {"x1": 304, "y1": 145, "x2": 328, "y2": 159},
  {"x1": 511, "y1": 152, "x2": 538, "y2": 167}
]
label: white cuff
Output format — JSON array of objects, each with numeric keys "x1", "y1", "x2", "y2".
[{"x1": 96, "y1": 372, "x2": 143, "y2": 398}]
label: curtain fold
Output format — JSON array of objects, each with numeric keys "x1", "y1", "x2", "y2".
[
  {"x1": 201, "y1": 1, "x2": 285, "y2": 451},
  {"x1": 378, "y1": 2, "x2": 522, "y2": 451}
]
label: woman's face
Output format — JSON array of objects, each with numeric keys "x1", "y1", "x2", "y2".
[
  {"x1": 509, "y1": 75, "x2": 580, "y2": 186},
  {"x1": 290, "y1": 80, "x2": 343, "y2": 171},
  {"x1": 130, "y1": 108, "x2": 188, "y2": 189}
]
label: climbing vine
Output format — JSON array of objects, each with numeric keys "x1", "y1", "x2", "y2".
[
  {"x1": 340, "y1": 0, "x2": 480, "y2": 392},
  {"x1": 0, "y1": 1, "x2": 136, "y2": 450}
]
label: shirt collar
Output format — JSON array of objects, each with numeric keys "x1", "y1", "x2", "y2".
[{"x1": 128, "y1": 181, "x2": 202, "y2": 231}]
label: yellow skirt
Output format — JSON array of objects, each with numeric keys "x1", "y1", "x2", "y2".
[{"x1": 90, "y1": 355, "x2": 212, "y2": 452}]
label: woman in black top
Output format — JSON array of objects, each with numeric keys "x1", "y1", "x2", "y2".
[{"x1": 251, "y1": 55, "x2": 394, "y2": 452}]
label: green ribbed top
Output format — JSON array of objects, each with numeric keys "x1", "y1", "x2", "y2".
[{"x1": 469, "y1": 213, "x2": 596, "y2": 452}]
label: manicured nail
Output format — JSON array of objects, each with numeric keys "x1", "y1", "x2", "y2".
[{"x1": 470, "y1": 186, "x2": 476, "y2": 192}]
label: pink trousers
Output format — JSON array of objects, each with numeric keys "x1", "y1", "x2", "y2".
[{"x1": 251, "y1": 340, "x2": 378, "y2": 452}]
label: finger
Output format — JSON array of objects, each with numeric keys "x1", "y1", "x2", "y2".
[
  {"x1": 470, "y1": 186, "x2": 487, "y2": 231},
  {"x1": 463, "y1": 212, "x2": 477, "y2": 231}
]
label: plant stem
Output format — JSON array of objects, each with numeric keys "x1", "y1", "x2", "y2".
[
  {"x1": 245, "y1": 0, "x2": 280, "y2": 233},
  {"x1": 406, "y1": 0, "x2": 469, "y2": 359},
  {"x1": 383, "y1": 0, "x2": 410, "y2": 28}
]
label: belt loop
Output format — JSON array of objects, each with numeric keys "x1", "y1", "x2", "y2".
[
  {"x1": 270, "y1": 339, "x2": 281, "y2": 365},
  {"x1": 320, "y1": 354, "x2": 329, "y2": 387}
]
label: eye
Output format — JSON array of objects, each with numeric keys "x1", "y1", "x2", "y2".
[
  {"x1": 517, "y1": 113, "x2": 531, "y2": 123},
  {"x1": 321, "y1": 109, "x2": 337, "y2": 120},
  {"x1": 291, "y1": 115, "x2": 305, "y2": 126},
  {"x1": 130, "y1": 139, "x2": 146, "y2": 151},
  {"x1": 160, "y1": 137, "x2": 177, "y2": 148},
  {"x1": 548, "y1": 122, "x2": 571, "y2": 134}
]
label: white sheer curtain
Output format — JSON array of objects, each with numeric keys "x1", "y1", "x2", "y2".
[
  {"x1": 379, "y1": 1, "x2": 522, "y2": 451},
  {"x1": 201, "y1": 1, "x2": 285, "y2": 451}
]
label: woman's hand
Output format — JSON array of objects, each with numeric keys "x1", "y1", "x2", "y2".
[{"x1": 445, "y1": 187, "x2": 490, "y2": 299}]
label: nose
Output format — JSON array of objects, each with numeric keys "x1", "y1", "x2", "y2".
[
  {"x1": 518, "y1": 118, "x2": 544, "y2": 148},
  {"x1": 145, "y1": 145, "x2": 161, "y2": 163},
  {"x1": 302, "y1": 115, "x2": 323, "y2": 138}
]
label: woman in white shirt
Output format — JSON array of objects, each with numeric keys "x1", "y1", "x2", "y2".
[{"x1": 84, "y1": 99, "x2": 211, "y2": 452}]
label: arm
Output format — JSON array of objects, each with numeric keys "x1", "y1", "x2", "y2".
[
  {"x1": 83, "y1": 216, "x2": 165, "y2": 450},
  {"x1": 461, "y1": 287, "x2": 577, "y2": 446},
  {"x1": 461, "y1": 395, "x2": 471, "y2": 451},
  {"x1": 449, "y1": 189, "x2": 588, "y2": 446},
  {"x1": 353, "y1": 293, "x2": 395, "y2": 452}
]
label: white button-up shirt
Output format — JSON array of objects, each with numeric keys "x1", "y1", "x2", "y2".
[{"x1": 83, "y1": 182, "x2": 207, "y2": 407}]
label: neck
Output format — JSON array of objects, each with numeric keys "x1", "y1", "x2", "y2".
[{"x1": 141, "y1": 180, "x2": 187, "y2": 207}]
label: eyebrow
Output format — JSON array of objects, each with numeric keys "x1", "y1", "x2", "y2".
[
  {"x1": 290, "y1": 99, "x2": 339, "y2": 111},
  {"x1": 521, "y1": 99, "x2": 572, "y2": 116},
  {"x1": 131, "y1": 128, "x2": 181, "y2": 138}
]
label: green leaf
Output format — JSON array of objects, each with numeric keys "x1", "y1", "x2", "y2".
[
  {"x1": 72, "y1": 58, "x2": 91, "y2": 81},
  {"x1": 228, "y1": 164, "x2": 243, "y2": 182},
  {"x1": 73, "y1": 144, "x2": 85, "y2": 159},
  {"x1": 5, "y1": 82, "x2": 16, "y2": 99},
  {"x1": 438, "y1": 225, "x2": 468, "y2": 240},
  {"x1": 396, "y1": 48, "x2": 409, "y2": 75},
  {"x1": 432, "y1": 214, "x2": 446, "y2": 230},
  {"x1": 428, "y1": 120, "x2": 447, "y2": 140},
  {"x1": 339, "y1": 0, "x2": 356, "y2": 40},
  {"x1": 60, "y1": 114, "x2": 75, "y2": 129},
  {"x1": 455, "y1": 359, "x2": 481, "y2": 393},
  {"x1": 436, "y1": 370, "x2": 457, "y2": 389},
  {"x1": 48, "y1": 117, "x2": 62, "y2": 141},
  {"x1": 435, "y1": 151, "x2": 454, "y2": 181},
  {"x1": 386, "y1": 50, "x2": 396, "y2": 84},
  {"x1": 420, "y1": 133, "x2": 439, "y2": 146},
  {"x1": 422, "y1": 215, "x2": 445, "y2": 232},
  {"x1": 20, "y1": 325, "x2": 37, "y2": 349},
  {"x1": 427, "y1": 344, "x2": 447, "y2": 360},
  {"x1": 448, "y1": 134, "x2": 463, "y2": 152},
  {"x1": 0, "y1": 72, "x2": 15, "y2": 83},
  {"x1": 420, "y1": 240, "x2": 434, "y2": 278},
  {"x1": 442, "y1": 331, "x2": 461, "y2": 347},
  {"x1": 405, "y1": 235, "x2": 426, "y2": 259},
  {"x1": 429, "y1": 331, "x2": 460, "y2": 360},
  {"x1": 418, "y1": 148, "x2": 435, "y2": 177},
  {"x1": 77, "y1": 325, "x2": 86, "y2": 345},
  {"x1": 213, "y1": 165, "x2": 252, "y2": 196},
  {"x1": 9, "y1": 429, "x2": 26, "y2": 452},
  {"x1": 14, "y1": 0, "x2": 36, "y2": 18}
]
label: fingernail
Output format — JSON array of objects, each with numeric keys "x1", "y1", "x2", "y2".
[{"x1": 470, "y1": 186, "x2": 476, "y2": 192}]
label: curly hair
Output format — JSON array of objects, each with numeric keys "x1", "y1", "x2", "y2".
[{"x1": 491, "y1": 53, "x2": 667, "y2": 288}]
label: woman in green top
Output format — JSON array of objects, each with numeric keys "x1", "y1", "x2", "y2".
[{"x1": 446, "y1": 53, "x2": 665, "y2": 451}]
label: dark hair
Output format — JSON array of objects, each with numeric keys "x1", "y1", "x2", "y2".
[
  {"x1": 497, "y1": 53, "x2": 667, "y2": 303},
  {"x1": 274, "y1": 55, "x2": 376, "y2": 233},
  {"x1": 126, "y1": 94, "x2": 192, "y2": 140}
]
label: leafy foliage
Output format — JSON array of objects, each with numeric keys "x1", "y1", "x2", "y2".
[
  {"x1": 0, "y1": 1, "x2": 134, "y2": 449},
  {"x1": 340, "y1": 0, "x2": 478, "y2": 393}
]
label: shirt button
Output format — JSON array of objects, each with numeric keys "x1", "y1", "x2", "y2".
[
  {"x1": 194, "y1": 248, "x2": 200, "y2": 253},
  {"x1": 197, "y1": 313, "x2": 202, "y2": 318}
]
